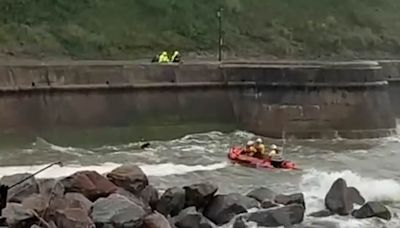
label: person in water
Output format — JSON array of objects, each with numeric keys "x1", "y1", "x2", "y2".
[
  {"x1": 253, "y1": 138, "x2": 266, "y2": 158},
  {"x1": 243, "y1": 140, "x2": 257, "y2": 156},
  {"x1": 268, "y1": 144, "x2": 284, "y2": 168}
]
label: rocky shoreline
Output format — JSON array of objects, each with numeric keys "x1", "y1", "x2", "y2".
[{"x1": 0, "y1": 164, "x2": 392, "y2": 228}]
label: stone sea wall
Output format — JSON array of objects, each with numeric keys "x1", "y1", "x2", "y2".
[{"x1": 0, "y1": 60, "x2": 396, "y2": 139}]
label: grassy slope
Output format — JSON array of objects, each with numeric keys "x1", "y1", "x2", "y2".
[{"x1": 1, "y1": 0, "x2": 400, "y2": 60}]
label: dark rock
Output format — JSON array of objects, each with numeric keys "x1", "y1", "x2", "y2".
[
  {"x1": 140, "y1": 185, "x2": 159, "y2": 210},
  {"x1": 21, "y1": 194, "x2": 48, "y2": 215},
  {"x1": 3, "y1": 203, "x2": 39, "y2": 228},
  {"x1": 203, "y1": 194, "x2": 250, "y2": 225},
  {"x1": 324, "y1": 178, "x2": 364, "y2": 215},
  {"x1": 183, "y1": 183, "x2": 218, "y2": 209},
  {"x1": 1, "y1": 173, "x2": 39, "y2": 203},
  {"x1": 64, "y1": 193, "x2": 93, "y2": 215},
  {"x1": 229, "y1": 193, "x2": 259, "y2": 209},
  {"x1": 347, "y1": 187, "x2": 366, "y2": 205},
  {"x1": 60, "y1": 170, "x2": 117, "y2": 201},
  {"x1": 352, "y1": 201, "x2": 392, "y2": 220},
  {"x1": 92, "y1": 193, "x2": 147, "y2": 228},
  {"x1": 54, "y1": 208, "x2": 95, "y2": 228},
  {"x1": 173, "y1": 207, "x2": 216, "y2": 228},
  {"x1": 232, "y1": 217, "x2": 248, "y2": 228},
  {"x1": 261, "y1": 200, "x2": 279, "y2": 209},
  {"x1": 156, "y1": 187, "x2": 186, "y2": 217},
  {"x1": 308, "y1": 209, "x2": 334, "y2": 218},
  {"x1": 246, "y1": 204, "x2": 305, "y2": 227},
  {"x1": 274, "y1": 193, "x2": 305, "y2": 208},
  {"x1": 116, "y1": 187, "x2": 150, "y2": 212},
  {"x1": 37, "y1": 179, "x2": 64, "y2": 199},
  {"x1": 143, "y1": 212, "x2": 171, "y2": 228},
  {"x1": 246, "y1": 187, "x2": 276, "y2": 203},
  {"x1": 107, "y1": 164, "x2": 149, "y2": 194}
]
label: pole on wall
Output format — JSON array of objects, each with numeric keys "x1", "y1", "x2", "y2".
[{"x1": 217, "y1": 7, "x2": 223, "y2": 62}]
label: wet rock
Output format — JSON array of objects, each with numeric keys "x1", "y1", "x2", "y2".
[
  {"x1": 140, "y1": 185, "x2": 160, "y2": 210},
  {"x1": 3, "y1": 203, "x2": 39, "y2": 228},
  {"x1": 64, "y1": 193, "x2": 93, "y2": 214},
  {"x1": 347, "y1": 187, "x2": 366, "y2": 205},
  {"x1": 107, "y1": 164, "x2": 149, "y2": 194},
  {"x1": 246, "y1": 187, "x2": 276, "y2": 203},
  {"x1": 352, "y1": 201, "x2": 391, "y2": 220},
  {"x1": 1, "y1": 173, "x2": 39, "y2": 203},
  {"x1": 54, "y1": 208, "x2": 95, "y2": 228},
  {"x1": 203, "y1": 194, "x2": 252, "y2": 225},
  {"x1": 173, "y1": 207, "x2": 216, "y2": 228},
  {"x1": 291, "y1": 221, "x2": 340, "y2": 228},
  {"x1": 143, "y1": 212, "x2": 171, "y2": 228},
  {"x1": 274, "y1": 193, "x2": 305, "y2": 208},
  {"x1": 61, "y1": 170, "x2": 117, "y2": 201},
  {"x1": 229, "y1": 193, "x2": 259, "y2": 209},
  {"x1": 232, "y1": 217, "x2": 247, "y2": 228},
  {"x1": 261, "y1": 200, "x2": 279, "y2": 209},
  {"x1": 324, "y1": 178, "x2": 364, "y2": 215},
  {"x1": 246, "y1": 204, "x2": 305, "y2": 227},
  {"x1": 308, "y1": 209, "x2": 334, "y2": 218},
  {"x1": 92, "y1": 193, "x2": 147, "y2": 228},
  {"x1": 37, "y1": 179, "x2": 64, "y2": 199},
  {"x1": 116, "y1": 187, "x2": 150, "y2": 211},
  {"x1": 184, "y1": 183, "x2": 218, "y2": 209},
  {"x1": 21, "y1": 194, "x2": 48, "y2": 215},
  {"x1": 156, "y1": 187, "x2": 186, "y2": 217}
]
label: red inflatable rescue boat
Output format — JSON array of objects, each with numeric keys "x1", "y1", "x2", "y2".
[{"x1": 228, "y1": 147, "x2": 298, "y2": 170}]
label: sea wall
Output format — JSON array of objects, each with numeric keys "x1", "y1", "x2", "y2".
[{"x1": 0, "y1": 61, "x2": 396, "y2": 139}]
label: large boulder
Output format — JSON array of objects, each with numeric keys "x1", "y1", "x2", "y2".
[
  {"x1": 172, "y1": 207, "x2": 216, "y2": 228},
  {"x1": 140, "y1": 185, "x2": 159, "y2": 210},
  {"x1": 92, "y1": 194, "x2": 147, "y2": 228},
  {"x1": 352, "y1": 201, "x2": 391, "y2": 220},
  {"x1": 107, "y1": 164, "x2": 149, "y2": 194},
  {"x1": 245, "y1": 204, "x2": 305, "y2": 227},
  {"x1": 156, "y1": 187, "x2": 186, "y2": 217},
  {"x1": 60, "y1": 171, "x2": 117, "y2": 201},
  {"x1": 203, "y1": 193, "x2": 257, "y2": 225},
  {"x1": 64, "y1": 193, "x2": 93, "y2": 215},
  {"x1": 228, "y1": 193, "x2": 259, "y2": 209},
  {"x1": 274, "y1": 193, "x2": 305, "y2": 208},
  {"x1": 246, "y1": 187, "x2": 276, "y2": 203},
  {"x1": 21, "y1": 194, "x2": 48, "y2": 215},
  {"x1": 143, "y1": 212, "x2": 171, "y2": 228},
  {"x1": 261, "y1": 200, "x2": 279, "y2": 209},
  {"x1": 54, "y1": 208, "x2": 95, "y2": 228},
  {"x1": 183, "y1": 183, "x2": 218, "y2": 209},
  {"x1": 116, "y1": 187, "x2": 150, "y2": 212},
  {"x1": 1, "y1": 173, "x2": 39, "y2": 203},
  {"x1": 347, "y1": 187, "x2": 365, "y2": 205},
  {"x1": 3, "y1": 203, "x2": 39, "y2": 228},
  {"x1": 324, "y1": 178, "x2": 364, "y2": 215},
  {"x1": 36, "y1": 179, "x2": 64, "y2": 199}
]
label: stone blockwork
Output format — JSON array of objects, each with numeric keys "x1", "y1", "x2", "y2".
[{"x1": 0, "y1": 60, "x2": 396, "y2": 139}]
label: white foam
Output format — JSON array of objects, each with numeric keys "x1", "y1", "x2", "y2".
[
  {"x1": 0, "y1": 162, "x2": 228, "y2": 179},
  {"x1": 300, "y1": 169, "x2": 400, "y2": 228},
  {"x1": 301, "y1": 169, "x2": 400, "y2": 204}
]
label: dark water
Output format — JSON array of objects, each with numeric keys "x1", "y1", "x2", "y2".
[{"x1": 0, "y1": 126, "x2": 399, "y2": 228}]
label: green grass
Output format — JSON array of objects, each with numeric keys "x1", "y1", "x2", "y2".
[{"x1": 1, "y1": 0, "x2": 400, "y2": 60}]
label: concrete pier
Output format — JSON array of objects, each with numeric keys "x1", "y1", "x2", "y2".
[{"x1": 0, "y1": 60, "x2": 396, "y2": 139}]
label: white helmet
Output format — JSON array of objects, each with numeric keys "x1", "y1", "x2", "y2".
[
  {"x1": 247, "y1": 141, "x2": 255, "y2": 146},
  {"x1": 256, "y1": 138, "x2": 263, "y2": 143},
  {"x1": 270, "y1": 144, "x2": 278, "y2": 150}
]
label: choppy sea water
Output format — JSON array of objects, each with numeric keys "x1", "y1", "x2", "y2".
[{"x1": 0, "y1": 130, "x2": 400, "y2": 228}]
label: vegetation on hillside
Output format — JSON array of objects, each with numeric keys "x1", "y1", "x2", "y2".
[{"x1": 1, "y1": 0, "x2": 400, "y2": 60}]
